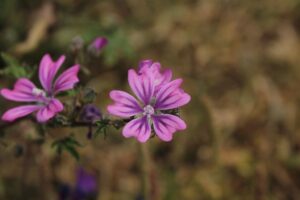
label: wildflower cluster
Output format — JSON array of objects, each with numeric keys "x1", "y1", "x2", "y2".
[{"x1": 1, "y1": 40, "x2": 191, "y2": 144}]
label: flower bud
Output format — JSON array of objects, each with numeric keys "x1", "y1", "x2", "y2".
[
  {"x1": 87, "y1": 37, "x2": 108, "y2": 56},
  {"x1": 80, "y1": 104, "x2": 102, "y2": 123},
  {"x1": 70, "y1": 36, "x2": 84, "y2": 52}
]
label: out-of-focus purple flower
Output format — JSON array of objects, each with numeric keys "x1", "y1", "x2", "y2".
[
  {"x1": 80, "y1": 104, "x2": 102, "y2": 123},
  {"x1": 73, "y1": 168, "x2": 97, "y2": 200},
  {"x1": 88, "y1": 37, "x2": 108, "y2": 56},
  {"x1": 107, "y1": 61, "x2": 191, "y2": 142},
  {"x1": 1, "y1": 54, "x2": 80, "y2": 123},
  {"x1": 57, "y1": 168, "x2": 98, "y2": 200}
]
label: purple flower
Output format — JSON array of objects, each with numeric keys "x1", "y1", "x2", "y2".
[
  {"x1": 1, "y1": 54, "x2": 80, "y2": 122},
  {"x1": 80, "y1": 104, "x2": 102, "y2": 123},
  {"x1": 88, "y1": 37, "x2": 108, "y2": 56},
  {"x1": 57, "y1": 167, "x2": 98, "y2": 200},
  {"x1": 75, "y1": 168, "x2": 97, "y2": 196},
  {"x1": 107, "y1": 61, "x2": 191, "y2": 142}
]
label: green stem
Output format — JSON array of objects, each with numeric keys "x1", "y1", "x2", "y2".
[{"x1": 140, "y1": 143, "x2": 151, "y2": 200}]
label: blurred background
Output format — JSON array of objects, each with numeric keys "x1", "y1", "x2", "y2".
[{"x1": 1, "y1": 0, "x2": 300, "y2": 199}]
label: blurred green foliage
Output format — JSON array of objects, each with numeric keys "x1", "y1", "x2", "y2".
[
  {"x1": 52, "y1": 135, "x2": 81, "y2": 161},
  {"x1": 0, "y1": 53, "x2": 35, "y2": 78}
]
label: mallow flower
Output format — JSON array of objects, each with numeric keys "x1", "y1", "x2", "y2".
[
  {"x1": 1, "y1": 54, "x2": 80, "y2": 122},
  {"x1": 107, "y1": 61, "x2": 191, "y2": 142}
]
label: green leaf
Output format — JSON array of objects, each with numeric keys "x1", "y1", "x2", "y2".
[
  {"x1": 66, "y1": 89, "x2": 77, "y2": 97},
  {"x1": 64, "y1": 145, "x2": 80, "y2": 161},
  {"x1": 51, "y1": 135, "x2": 81, "y2": 161},
  {"x1": 103, "y1": 30, "x2": 135, "y2": 66},
  {"x1": 65, "y1": 137, "x2": 81, "y2": 147},
  {"x1": 1, "y1": 52, "x2": 19, "y2": 66},
  {"x1": 0, "y1": 53, "x2": 35, "y2": 78},
  {"x1": 94, "y1": 119, "x2": 110, "y2": 138}
]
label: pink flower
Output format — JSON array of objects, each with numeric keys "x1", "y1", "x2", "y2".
[
  {"x1": 1, "y1": 54, "x2": 80, "y2": 122},
  {"x1": 107, "y1": 62, "x2": 191, "y2": 142}
]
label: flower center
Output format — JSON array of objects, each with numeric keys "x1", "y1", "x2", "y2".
[
  {"x1": 32, "y1": 88, "x2": 46, "y2": 97},
  {"x1": 143, "y1": 105, "x2": 155, "y2": 116},
  {"x1": 32, "y1": 88, "x2": 51, "y2": 105}
]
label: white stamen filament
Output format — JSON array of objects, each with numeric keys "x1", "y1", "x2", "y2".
[
  {"x1": 143, "y1": 105, "x2": 155, "y2": 116},
  {"x1": 143, "y1": 105, "x2": 155, "y2": 124},
  {"x1": 32, "y1": 88, "x2": 46, "y2": 97}
]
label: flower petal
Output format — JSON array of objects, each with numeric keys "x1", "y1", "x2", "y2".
[
  {"x1": 1, "y1": 78, "x2": 38, "y2": 102},
  {"x1": 128, "y1": 69, "x2": 154, "y2": 105},
  {"x1": 160, "y1": 69, "x2": 172, "y2": 85},
  {"x1": 13, "y1": 78, "x2": 37, "y2": 93},
  {"x1": 155, "y1": 90, "x2": 191, "y2": 110},
  {"x1": 107, "y1": 90, "x2": 142, "y2": 118},
  {"x1": 1, "y1": 105, "x2": 41, "y2": 122},
  {"x1": 152, "y1": 114, "x2": 187, "y2": 142},
  {"x1": 122, "y1": 116, "x2": 151, "y2": 143},
  {"x1": 154, "y1": 79, "x2": 191, "y2": 110},
  {"x1": 53, "y1": 65, "x2": 80, "y2": 94},
  {"x1": 48, "y1": 98, "x2": 64, "y2": 113},
  {"x1": 36, "y1": 107, "x2": 54, "y2": 123},
  {"x1": 155, "y1": 79, "x2": 182, "y2": 102},
  {"x1": 39, "y1": 54, "x2": 65, "y2": 93},
  {"x1": 138, "y1": 60, "x2": 172, "y2": 92},
  {"x1": 36, "y1": 98, "x2": 63, "y2": 122},
  {"x1": 138, "y1": 60, "x2": 161, "y2": 74}
]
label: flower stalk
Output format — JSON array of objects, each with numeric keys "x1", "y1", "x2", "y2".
[{"x1": 140, "y1": 142, "x2": 151, "y2": 200}]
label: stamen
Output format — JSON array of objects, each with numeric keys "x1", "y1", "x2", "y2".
[
  {"x1": 143, "y1": 105, "x2": 155, "y2": 116},
  {"x1": 32, "y1": 88, "x2": 46, "y2": 97}
]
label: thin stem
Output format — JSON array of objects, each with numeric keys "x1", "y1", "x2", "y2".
[
  {"x1": 0, "y1": 116, "x2": 112, "y2": 128},
  {"x1": 51, "y1": 119, "x2": 125, "y2": 128},
  {"x1": 140, "y1": 142, "x2": 151, "y2": 200}
]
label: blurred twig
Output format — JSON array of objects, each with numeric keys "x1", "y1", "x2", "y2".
[{"x1": 12, "y1": 2, "x2": 55, "y2": 55}]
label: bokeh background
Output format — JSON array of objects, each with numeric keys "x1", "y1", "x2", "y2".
[{"x1": 1, "y1": 0, "x2": 300, "y2": 199}]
